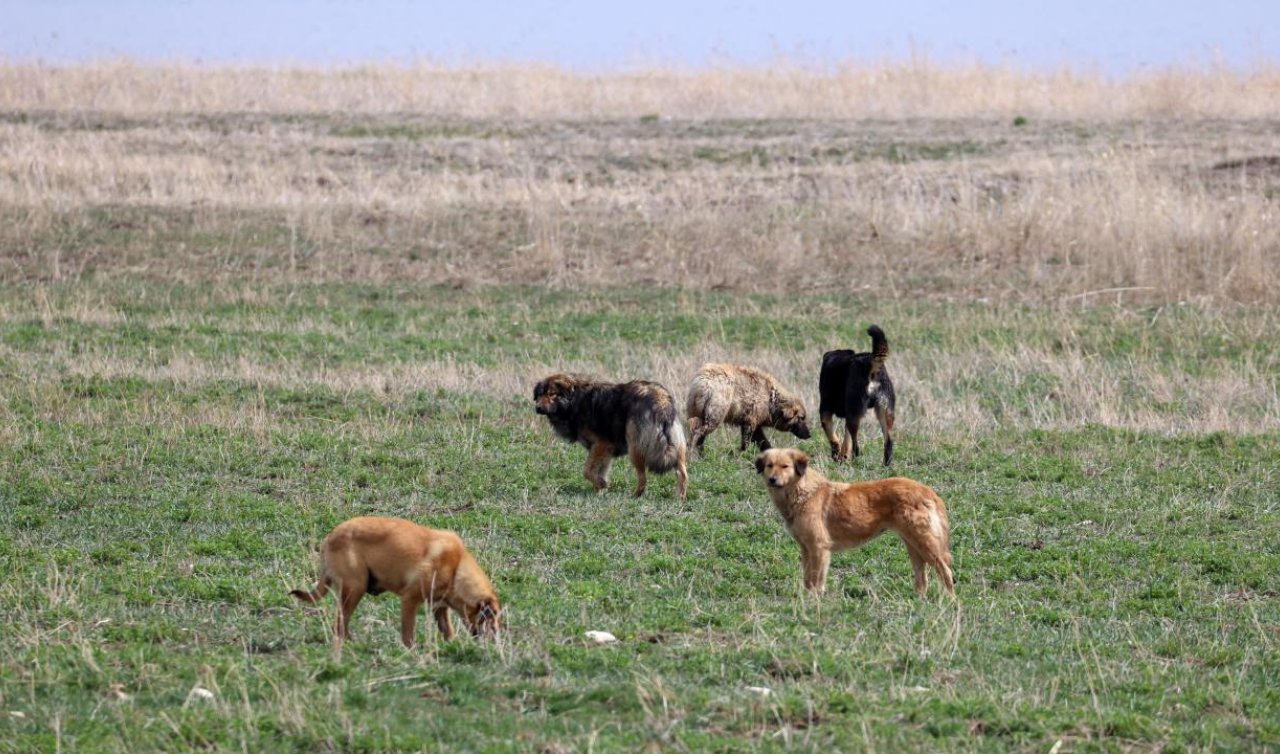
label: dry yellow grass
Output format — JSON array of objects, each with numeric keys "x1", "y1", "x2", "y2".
[
  {"x1": 4, "y1": 59, "x2": 1280, "y2": 119},
  {"x1": 1, "y1": 61, "x2": 1279, "y2": 302}
]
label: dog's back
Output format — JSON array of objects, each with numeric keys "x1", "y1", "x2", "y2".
[{"x1": 293, "y1": 517, "x2": 466, "y2": 601}]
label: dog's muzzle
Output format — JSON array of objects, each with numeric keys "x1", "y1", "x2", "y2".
[
  {"x1": 535, "y1": 404, "x2": 550, "y2": 415},
  {"x1": 793, "y1": 424, "x2": 812, "y2": 440},
  {"x1": 768, "y1": 476, "x2": 784, "y2": 487}
]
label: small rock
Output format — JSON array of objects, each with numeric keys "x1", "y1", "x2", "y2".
[{"x1": 744, "y1": 686, "x2": 772, "y2": 697}]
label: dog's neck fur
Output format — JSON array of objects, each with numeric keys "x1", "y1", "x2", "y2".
[
  {"x1": 768, "y1": 467, "x2": 845, "y2": 524},
  {"x1": 449, "y1": 554, "x2": 495, "y2": 606}
]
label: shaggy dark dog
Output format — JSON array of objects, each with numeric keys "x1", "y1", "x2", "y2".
[
  {"x1": 818, "y1": 325, "x2": 896, "y2": 465},
  {"x1": 534, "y1": 373, "x2": 689, "y2": 500}
]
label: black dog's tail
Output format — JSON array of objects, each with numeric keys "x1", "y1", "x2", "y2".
[{"x1": 867, "y1": 325, "x2": 889, "y2": 379}]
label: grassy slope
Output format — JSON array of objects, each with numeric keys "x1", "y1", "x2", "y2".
[{"x1": 1, "y1": 284, "x2": 1277, "y2": 753}]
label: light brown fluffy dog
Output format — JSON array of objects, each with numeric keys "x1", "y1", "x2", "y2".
[
  {"x1": 291, "y1": 516, "x2": 500, "y2": 647},
  {"x1": 755, "y1": 448, "x2": 954, "y2": 597},
  {"x1": 687, "y1": 363, "x2": 811, "y2": 455}
]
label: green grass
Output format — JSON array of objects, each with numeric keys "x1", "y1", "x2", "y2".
[{"x1": 1, "y1": 283, "x2": 1278, "y2": 752}]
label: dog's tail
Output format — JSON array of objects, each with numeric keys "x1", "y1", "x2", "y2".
[
  {"x1": 632, "y1": 395, "x2": 688, "y2": 473},
  {"x1": 289, "y1": 584, "x2": 326, "y2": 603},
  {"x1": 290, "y1": 581, "x2": 329, "y2": 603},
  {"x1": 290, "y1": 569, "x2": 330, "y2": 603},
  {"x1": 867, "y1": 325, "x2": 889, "y2": 379},
  {"x1": 927, "y1": 494, "x2": 952, "y2": 561}
]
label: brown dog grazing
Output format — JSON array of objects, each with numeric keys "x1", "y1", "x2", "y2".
[
  {"x1": 755, "y1": 448, "x2": 953, "y2": 597},
  {"x1": 534, "y1": 373, "x2": 689, "y2": 501},
  {"x1": 686, "y1": 363, "x2": 811, "y2": 455},
  {"x1": 290, "y1": 516, "x2": 500, "y2": 647}
]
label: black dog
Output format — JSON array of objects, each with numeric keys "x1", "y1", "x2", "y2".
[
  {"x1": 534, "y1": 373, "x2": 689, "y2": 500},
  {"x1": 818, "y1": 325, "x2": 896, "y2": 465}
]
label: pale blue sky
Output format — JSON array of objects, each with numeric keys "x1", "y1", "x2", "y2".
[{"x1": 2, "y1": 1, "x2": 1276, "y2": 73}]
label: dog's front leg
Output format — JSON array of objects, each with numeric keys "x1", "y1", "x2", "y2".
[
  {"x1": 584, "y1": 442, "x2": 614, "y2": 492},
  {"x1": 399, "y1": 596, "x2": 422, "y2": 648},
  {"x1": 750, "y1": 427, "x2": 771, "y2": 452},
  {"x1": 739, "y1": 423, "x2": 755, "y2": 452},
  {"x1": 843, "y1": 415, "x2": 863, "y2": 461},
  {"x1": 433, "y1": 605, "x2": 454, "y2": 640},
  {"x1": 801, "y1": 545, "x2": 831, "y2": 594}
]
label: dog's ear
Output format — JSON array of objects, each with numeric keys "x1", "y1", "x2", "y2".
[
  {"x1": 793, "y1": 451, "x2": 809, "y2": 477},
  {"x1": 754, "y1": 454, "x2": 766, "y2": 474}
]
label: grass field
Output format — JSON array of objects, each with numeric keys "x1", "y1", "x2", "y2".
[
  {"x1": 2, "y1": 62, "x2": 1279, "y2": 752},
  {"x1": 2, "y1": 284, "x2": 1278, "y2": 752}
]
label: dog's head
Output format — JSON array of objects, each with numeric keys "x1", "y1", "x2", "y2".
[
  {"x1": 755, "y1": 448, "x2": 808, "y2": 489},
  {"x1": 464, "y1": 596, "x2": 501, "y2": 640},
  {"x1": 533, "y1": 373, "x2": 578, "y2": 416},
  {"x1": 773, "y1": 397, "x2": 811, "y2": 440}
]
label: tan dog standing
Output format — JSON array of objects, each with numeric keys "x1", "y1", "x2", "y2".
[
  {"x1": 686, "y1": 363, "x2": 811, "y2": 455},
  {"x1": 755, "y1": 448, "x2": 954, "y2": 597},
  {"x1": 291, "y1": 516, "x2": 500, "y2": 647}
]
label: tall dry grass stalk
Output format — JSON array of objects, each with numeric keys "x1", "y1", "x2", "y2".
[{"x1": 1, "y1": 61, "x2": 1278, "y2": 301}]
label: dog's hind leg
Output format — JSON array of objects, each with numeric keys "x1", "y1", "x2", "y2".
[
  {"x1": 930, "y1": 550, "x2": 955, "y2": 597},
  {"x1": 906, "y1": 532, "x2": 954, "y2": 597},
  {"x1": 686, "y1": 416, "x2": 707, "y2": 455},
  {"x1": 820, "y1": 411, "x2": 842, "y2": 459},
  {"x1": 875, "y1": 405, "x2": 895, "y2": 466},
  {"x1": 628, "y1": 445, "x2": 648, "y2": 498},
  {"x1": 904, "y1": 541, "x2": 929, "y2": 597},
  {"x1": 336, "y1": 583, "x2": 365, "y2": 642},
  {"x1": 691, "y1": 395, "x2": 728, "y2": 454},
  {"x1": 694, "y1": 414, "x2": 724, "y2": 454}
]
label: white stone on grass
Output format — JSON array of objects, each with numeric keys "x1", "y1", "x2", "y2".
[{"x1": 584, "y1": 630, "x2": 618, "y2": 644}]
